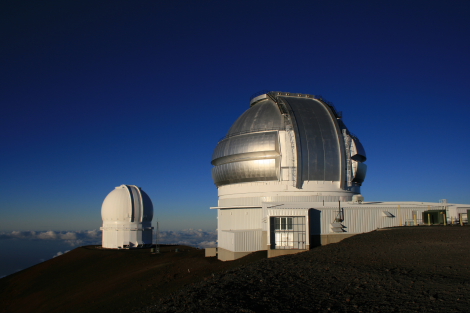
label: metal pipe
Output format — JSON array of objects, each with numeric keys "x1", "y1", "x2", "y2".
[{"x1": 398, "y1": 205, "x2": 402, "y2": 226}]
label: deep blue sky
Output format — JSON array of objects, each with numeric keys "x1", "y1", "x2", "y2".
[{"x1": 1, "y1": 0, "x2": 469, "y2": 231}]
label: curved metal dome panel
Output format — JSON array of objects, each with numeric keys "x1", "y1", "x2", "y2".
[
  {"x1": 352, "y1": 162, "x2": 367, "y2": 184},
  {"x1": 101, "y1": 185, "x2": 153, "y2": 222},
  {"x1": 212, "y1": 132, "x2": 280, "y2": 186},
  {"x1": 279, "y1": 96, "x2": 341, "y2": 183},
  {"x1": 212, "y1": 132, "x2": 279, "y2": 164},
  {"x1": 102, "y1": 186, "x2": 132, "y2": 221},
  {"x1": 227, "y1": 99, "x2": 284, "y2": 136},
  {"x1": 351, "y1": 136, "x2": 367, "y2": 162},
  {"x1": 212, "y1": 159, "x2": 278, "y2": 186},
  {"x1": 140, "y1": 190, "x2": 154, "y2": 222},
  {"x1": 211, "y1": 91, "x2": 367, "y2": 190}
]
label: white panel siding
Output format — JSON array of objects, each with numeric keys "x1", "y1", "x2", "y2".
[
  {"x1": 219, "y1": 195, "x2": 352, "y2": 207},
  {"x1": 218, "y1": 208, "x2": 264, "y2": 252},
  {"x1": 218, "y1": 230, "x2": 235, "y2": 251},
  {"x1": 218, "y1": 229, "x2": 263, "y2": 252},
  {"x1": 320, "y1": 207, "x2": 431, "y2": 234},
  {"x1": 215, "y1": 202, "x2": 469, "y2": 253},
  {"x1": 219, "y1": 208, "x2": 263, "y2": 231},
  {"x1": 456, "y1": 207, "x2": 470, "y2": 214},
  {"x1": 234, "y1": 230, "x2": 263, "y2": 252},
  {"x1": 267, "y1": 209, "x2": 309, "y2": 217}
]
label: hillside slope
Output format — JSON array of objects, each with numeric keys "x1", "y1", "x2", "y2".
[
  {"x1": 0, "y1": 245, "x2": 265, "y2": 313},
  {"x1": 142, "y1": 226, "x2": 470, "y2": 313},
  {"x1": 2, "y1": 226, "x2": 469, "y2": 313}
]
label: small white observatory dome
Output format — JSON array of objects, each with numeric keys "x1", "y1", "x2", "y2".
[{"x1": 100, "y1": 185, "x2": 154, "y2": 249}]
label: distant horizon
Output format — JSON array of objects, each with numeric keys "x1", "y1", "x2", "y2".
[{"x1": 0, "y1": 228, "x2": 217, "y2": 278}]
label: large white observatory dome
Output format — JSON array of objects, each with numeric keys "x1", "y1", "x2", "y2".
[
  {"x1": 101, "y1": 185, "x2": 154, "y2": 249},
  {"x1": 211, "y1": 91, "x2": 367, "y2": 207}
]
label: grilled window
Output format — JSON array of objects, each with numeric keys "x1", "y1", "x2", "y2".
[
  {"x1": 275, "y1": 217, "x2": 293, "y2": 230},
  {"x1": 271, "y1": 217, "x2": 306, "y2": 250}
]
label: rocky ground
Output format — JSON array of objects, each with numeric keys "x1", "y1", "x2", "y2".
[
  {"x1": 0, "y1": 244, "x2": 266, "y2": 313},
  {"x1": 1, "y1": 226, "x2": 468, "y2": 313},
  {"x1": 141, "y1": 226, "x2": 470, "y2": 313}
]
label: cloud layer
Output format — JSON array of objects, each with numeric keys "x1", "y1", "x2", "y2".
[
  {"x1": 0, "y1": 229, "x2": 216, "y2": 248},
  {"x1": 158, "y1": 229, "x2": 216, "y2": 248},
  {"x1": 0, "y1": 230, "x2": 101, "y2": 247}
]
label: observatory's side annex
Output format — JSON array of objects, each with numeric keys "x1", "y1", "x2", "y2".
[
  {"x1": 101, "y1": 185, "x2": 154, "y2": 249},
  {"x1": 211, "y1": 91, "x2": 470, "y2": 261}
]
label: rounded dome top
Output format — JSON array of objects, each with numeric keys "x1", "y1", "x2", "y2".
[
  {"x1": 227, "y1": 98, "x2": 284, "y2": 137},
  {"x1": 101, "y1": 185, "x2": 153, "y2": 223},
  {"x1": 211, "y1": 92, "x2": 367, "y2": 189}
]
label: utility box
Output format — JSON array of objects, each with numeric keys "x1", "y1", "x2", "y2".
[
  {"x1": 422, "y1": 210, "x2": 446, "y2": 225},
  {"x1": 352, "y1": 194, "x2": 364, "y2": 203},
  {"x1": 205, "y1": 247, "x2": 217, "y2": 257}
]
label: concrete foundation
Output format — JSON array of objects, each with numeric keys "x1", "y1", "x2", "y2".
[
  {"x1": 217, "y1": 247, "x2": 253, "y2": 261},
  {"x1": 268, "y1": 248, "x2": 308, "y2": 258},
  {"x1": 205, "y1": 248, "x2": 217, "y2": 257},
  {"x1": 219, "y1": 233, "x2": 359, "y2": 261},
  {"x1": 319, "y1": 233, "x2": 356, "y2": 245}
]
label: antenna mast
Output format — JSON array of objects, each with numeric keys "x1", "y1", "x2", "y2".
[{"x1": 155, "y1": 219, "x2": 160, "y2": 253}]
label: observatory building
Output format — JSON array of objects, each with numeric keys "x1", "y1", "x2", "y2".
[
  {"x1": 211, "y1": 91, "x2": 470, "y2": 261},
  {"x1": 101, "y1": 185, "x2": 154, "y2": 249}
]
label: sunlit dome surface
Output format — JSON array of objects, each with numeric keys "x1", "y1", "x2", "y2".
[
  {"x1": 102, "y1": 185, "x2": 153, "y2": 223},
  {"x1": 227, "y1": 98, "x2": 285, "y2": 136},
  {"x1": 211, "y1": 91, "x2": 367, "y2": 191}
]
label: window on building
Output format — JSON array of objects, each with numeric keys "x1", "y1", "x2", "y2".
[
  {"x1": 270, "y1": 216, "x2": 306, "y2": 250},
  {"x1": 275, "y1": 217, "x2": 293, "y2": 230}
]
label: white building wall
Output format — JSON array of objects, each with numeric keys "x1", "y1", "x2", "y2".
[
  {"x1": 266, "y1": 208, "x2": 311, "y2": 217},
  {"x1": 450, "y1": 206, "x2": 470, "y2": 221},
  {"x1": 234, "y1": 230, "x2": 263, "y2": 252},
  {"x1": 218, "y1": 208, "x2": 263, "y2": 252},
  {"x1": 320, "y1": 206, "x2": 430, "y2": 234},
  {"x1": 101, "y1": 228, "x2": 152, "y2": 248},
  {"x1": 215, "y1": 201, "x2": 470, "y2": 260},
  {"x1": 218, "y1": 208, "x2": 263, "y2": 230},
  {"x1": 220, "y1": 192, "x2": 348, "y2": 207},
  {"x1": 218, "y1": 230, "x2": 263, "y2": 252},
  {"x1": 218, "y1": 230, "x2": 235, "y2": 251},
  {"x1": 455, "y1": 207, "x2": 469, "y2": 214}
]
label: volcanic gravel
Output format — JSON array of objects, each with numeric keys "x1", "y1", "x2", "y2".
[
  {"x1": 141, "y1": 226, "x2": 470, "y2": 313},
  {"x1": 0, "y1": 244, "x2": 266, "y2": 313}
]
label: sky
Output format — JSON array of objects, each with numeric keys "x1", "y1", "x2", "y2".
[{"x1": 1, "y1": 0, "x2": 470, "y2": 236}]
